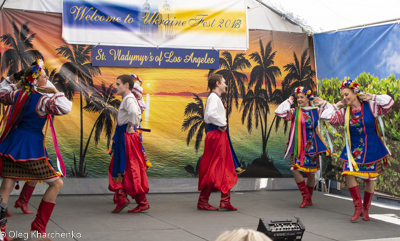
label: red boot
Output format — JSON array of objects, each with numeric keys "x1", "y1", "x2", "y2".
[
  {"x1": 296, "y1": 181, "x2": 311, "y2": 208},
  {"x1": 307, "y1": 185, "x2": 314, "y2": 206},
  {"x1": 1, "y1": 224, "x2": 11, "y2": 241},
  {"x1": 111, "y1": 189, "x2": 130, "y2": 213},
  {"x1": 349, "y1": 186, "x2": 364, "y2": 221},
  {"x1": 31, "y1": 199, "x2": 55, "y2": 238},
  {"x1": 363, "y1": 191, "x2": 373, "y2": 221},
  {"x1": 14, "y1": 183, "x2": 35, "y2": 214},
  {"x1": 128, "y1": 194, "x2": 150, "y2": 213},
  {"x1": 113, "y1": 192, "x2": 118, "y2": 204},
  {"x1": 197, "y1": 189, "x2": 218, "y2": 211},
  {"x1": 220, "y1": 191, "x2": 237, "y2": 211},
  {"x1": 6, "y1": 212, "x2": 12, "y2": 217}
]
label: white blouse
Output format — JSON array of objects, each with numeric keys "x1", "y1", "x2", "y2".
[
  {"x1": 320, "y1": 94, "x2": 394, "y2": 126},
  {"x1": 275, "y1": 98, "x2": 333, "y2": 121},
  {"x1": 117, "y1": 92, "x2": 141, "y2": 127},
  {"x1": 204, "y1": 92, "x2": 226, "y2": 127}
]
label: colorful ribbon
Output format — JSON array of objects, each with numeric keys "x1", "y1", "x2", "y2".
[
  {"x1": 285, "y1": 105, "x2": 318, "y2": 164},
  {"x1": 42, "y1": 115, "x2": 66, "y2": 177},
  {"x1": 319, "y1": 121, "x2": 340, "y2": 155},
  {"x1": 376, "y1": 115, "x2": 391, "y2": 156},
  {"x1": 0, "y1": 91, "x2": 31, "y2": 142},
  {"x1": 344, "y1": 106, "x2": 359, "y2": 172},
  {"x1": 49, "y1": 115, "x2": 67, "y2": 177}
]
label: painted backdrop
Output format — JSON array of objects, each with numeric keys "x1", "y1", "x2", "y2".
[{"x1": 0, "y1": 9, "x2": 315, "y2": 178}]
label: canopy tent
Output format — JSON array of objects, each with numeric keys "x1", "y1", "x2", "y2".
[
  {"x1": 0, "y1": 0, "x2": 313, "y2": 191},
  {"x1": 258, "y1": 0, "x2": 400, "y2": 33},
  {"x1": 0, "y1": 0, "x2": 304, "y2": 33}
]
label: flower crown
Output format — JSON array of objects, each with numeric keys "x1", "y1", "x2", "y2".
[
  {"x1": 26, "y1": 59, "x2": 44, "y2": 88},
  {"x1": 294, "y1": 86, "x2": 314, "y2": 100},
  {"x1": 340, "y1": 79, "x2": 360, "y2": 96},
  {"x1": 131, "y1": 74, "x2": 143, "y2": 84}
]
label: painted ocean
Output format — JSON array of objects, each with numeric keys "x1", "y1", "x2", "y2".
[{"x1": 45, "y1": 95, "x2": 291, "y2": 178}]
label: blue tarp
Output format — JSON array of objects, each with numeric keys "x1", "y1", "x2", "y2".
[{"x1": 314, "y1": 23, "x2": 400, "y2": 80}]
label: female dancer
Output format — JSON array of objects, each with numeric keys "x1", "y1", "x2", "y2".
[
  {"x1": 275, "y1": 86, "x2": 331, "y2": 208},
  {"x1": 0, "y1": 60, "x2": 72, "y2": 239},
  {"x1": 320, "y1": 79, "x2": 393, "y2": 221},
  {"x1": 1, "y1": 70, "x2": 39, "y2": 216}
]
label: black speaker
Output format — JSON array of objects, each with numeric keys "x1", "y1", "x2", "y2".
[{"x1": 257, "y1": 216, "x2": 305, "y2": 241}]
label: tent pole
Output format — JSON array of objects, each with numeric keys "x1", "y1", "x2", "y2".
[
  {"x1": 0, "y1": 0, "x2": 7, "y2": 9},
  {"x1": 318, "y1": 18, "x2": 400, "y2": 34},
  {"x1": 254, "y1": 0, "x2": 307, "y2": 32}
]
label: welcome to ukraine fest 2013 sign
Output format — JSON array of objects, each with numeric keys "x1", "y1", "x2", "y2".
[
  {"x1": 62, "y1": 0, "x2": 248, "y2": 50},
  {"x1": 92, "y1": 46, "x2": 219, "y2": 69}
]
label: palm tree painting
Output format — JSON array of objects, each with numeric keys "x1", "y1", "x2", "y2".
[
  {"x1": 239, "y1": 39, "x2": 283, "y2": 177},
  {"x1": 208, "y1": 52, "x2": 251, "y2": 125},
  {"x1": 0, "y1": 20, "x2": 43, "y2": 76},
  {"x1": 181, "y1": 93, "x2": 208, "y2": 177},
  {"x1": 70, "y1": 82, "x2": 120, "y2": 177},
  {"x1": 282, "y1": 48, "x2": 316, "y2": 92},
  {"x1": 273, "y1": 48, "x2": 316, "y2": 135},
  {"x1": 182, "y1": 93, "x2": 208, "y2": 152},
  {"x1": 56, "y1": 44, "x2": 101, "y2": 177},
  {"x1": 243, "y1": 39, "x2": 281, "y2": 157},
  {"x1": 240, "y1": 88, "x2": 268, "y2": 134},
  {"x1": 46, "y1": 67, "x2": 75, "y2": 101}
]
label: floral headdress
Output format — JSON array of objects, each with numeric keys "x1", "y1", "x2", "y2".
[
  {"x1": 26, "y1": 59, "x2": 44, "y2": 89},
  {"x1": 340, "y1": 79, "x2": 360, "y2": 96},
  {"x1": 294, "y1": 86, "x2": 314, "y2": 101},
  {"x1": 131, "y1": 74, "x2": 143, "y2": 85}
]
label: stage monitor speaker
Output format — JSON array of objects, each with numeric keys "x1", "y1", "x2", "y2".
[{"x1": 257, "y1": 216, "x2": 305, "y2": 241}]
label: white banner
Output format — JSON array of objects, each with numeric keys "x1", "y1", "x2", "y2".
[{"x1": 62, "y1": 0, "x2": 248, "y2": 50}]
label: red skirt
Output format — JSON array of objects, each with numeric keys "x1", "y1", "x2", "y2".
[
  {"x1": 198, "y1": 130, "x2": 238, "y2": 194},
  {"x1": 108, "y1": 132, "x2": 149, "y2": 198}
]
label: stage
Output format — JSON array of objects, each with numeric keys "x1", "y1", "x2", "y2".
[{"x1": 4, "y1": 189, "x2": 400, "y2": 241}]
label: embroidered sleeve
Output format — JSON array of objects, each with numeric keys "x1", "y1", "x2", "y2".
[
  {"x1": 275, "y1": 99, "x2": 295, "y2": 121},
  {"x1": 132, "y1": 89, "x2": 146, "y2": 112},
  {"x1": 369, "y1": 94, "x2": 394, "y2": 117},
  {"x1": 0, "y1": 77, "x2": 18, "y2": 93},
  {"x1": 320, "y1": 104, "x2": 345, "y2": 126},
  {"x1": 317, "y1": 101, "x2": 333, "y2": 116},
  {"x1": 38, "y1": 92, "x2": 72, "y2": 116},
  {"x1": 0, "y1": 90, "x2": 18, "y2": 105}
]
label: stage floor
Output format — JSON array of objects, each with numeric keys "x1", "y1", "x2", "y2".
[{"x1": 4, "y1": 190, "x2": 400, "y2": 241}]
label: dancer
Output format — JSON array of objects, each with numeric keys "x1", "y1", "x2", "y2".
[
  {"x1": 320, "y1": 79, "x2": 394, "y2": 221},
  {"x1": 275, "y1": 87, "x2": 331, "y2": 208},
  {"x1": 131, "y1": 74, "x2": 146, "y2": 113},
  {"x1": 109, "y1": 74, "x2": 150, "y2": 213},
  {"x1": 0, "y1": 60, "x2": 72, "y2": 240},
  {"x1": 197, "y1": 74, "x2": 238, "y2": 211},
  {"x1": 109, "y1": 74, "x2": 151, "y2": 205},
  {"x1": 0, "y1": 70, "x2": 39, "y2": 216}
]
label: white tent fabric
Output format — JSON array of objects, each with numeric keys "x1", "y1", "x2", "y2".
[
  {"x1": 260, "y1": 0, "x2": 400, "y2": 33},
  {"x1": 247, "y1": 5, "x2": 303, "y2": 33},
  {"x1": 1, "y1": 0, "x2": 304, "y2": 33},
  {"x1": 2, "y1": 0, "x2": 62, "y2": 13},
  {"x1": 5, "y1": 0, "x2": 400, "y2": 34}
]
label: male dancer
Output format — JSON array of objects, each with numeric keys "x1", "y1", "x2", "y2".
[
  {"x1": 110, "y1": 75, "x2": 150, "y2": 213},
  {"x1": 197, "y1": 74, "x2": 238, "y2": 211}
]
